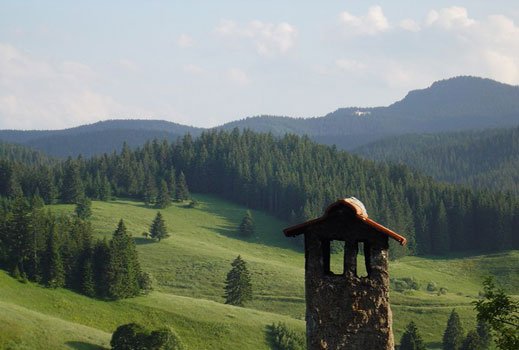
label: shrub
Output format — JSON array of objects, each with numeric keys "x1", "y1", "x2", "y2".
[
  {"x1": 270, "y1": 322, "x2": 305, "y2": 350},
  {"x1": 427, "y1": 282, "x2": 438, "y2": 292}
]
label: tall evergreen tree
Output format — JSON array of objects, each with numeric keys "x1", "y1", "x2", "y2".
[
  {"x1": 143, "y1": 172, "x2": 157, "y2": 206},
  {"x1": 167, "y1": 168, "x2": 176, "y2": 200},
  {"x1": 6, "y1": 191, "x2": 31, "y2": 274},
  {"x1": 175, "y1": 171, "x2": 189, "y2": 201},
  {"x1": 476, "y1": 320, "x2": 491, "y2": 350},
  {"x1": 75, "y1": 195, "x2": 92, "y2": 219},
  {"x1": 461, "y1": 330, "x2": 483, "y2": 350},
  {"x1": 100, "y1": 176, "x2": 112, "y2": 201},
  {"x1": 223, "y1": 255, "x2": 252, "y2": 306},
  {"x1": 93, "y1": 237, "x2": 110, "y2": 297},
  {"x1": 44, "y1": 225, "x2": 65, "y2": 288},
  {"x1": 61, "y1": 157, "x2": 84, "y2": 203},
  {"x1": 106, "y1": 219, "x2": 142, "y2": 299},
  {"x1": 443, "y1": 309, "x2": 465, "y2": 350},
  {"x1": 155, "y1": 180, "x2": 171, "y2": 209},
  {"x1": 81, "y1": 257, "x2": 95, "y2": 297},
  {"x1": 238, "y1": 210, "x2": 255, "y2": 238},
  {"x1": 400, "y1": 321, "x2": 427, "y2": 350},
  {"x1": 150, "y1": 212, "x2": 169, "y2": 242}
]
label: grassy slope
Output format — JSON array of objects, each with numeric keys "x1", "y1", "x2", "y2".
[{"x1": 2, "y1": 194, "x2": 518, "y2": 349}]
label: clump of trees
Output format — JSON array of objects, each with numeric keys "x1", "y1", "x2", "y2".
[
  {"x1": 0, "y1": 194, "x2": 149, "y2": 299},
  {"x1": 111, "y1": 323, "x2": 185, "y2": 350},
  {"x1": 223, "y1": 255, "x2": 252, "y2": 306}
]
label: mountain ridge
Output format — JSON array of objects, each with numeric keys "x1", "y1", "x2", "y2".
[{"x1": 1, "y1": 76, "x2": 518, "y2": 157}]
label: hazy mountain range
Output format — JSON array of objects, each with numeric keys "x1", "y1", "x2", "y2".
[{"x1": 1, "y1": 76, "x2": 518, "y2": 157}]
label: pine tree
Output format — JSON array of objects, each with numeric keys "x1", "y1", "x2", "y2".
[
  {"x1": 150, "y1": 212, "x2": 169, "y2": 242},
  {"x1": 93, "y1": 238, "x2": 110, "y2": 297},
  {"x1": 155, "y1": 180, "x2": 171, "y2": 209},
  {"x1": 61, "y1": 157, "x2": 84, "y2": 204},
  {"x1": 461, "y1": 330, "x2": 483, "y2": 350},
  {"x1": 75, "y1": 195, "x2": 92, "y2": 219},
  {"x1": 6, "y1": 191, "x2": 31, "y2": 275},
  {"x1": 81, "y1": 257, "x2": 95, "y2": 297},
  {"x1": 223, "y1": 255, "x2": 252, "y2": 306},
  {"x1": 443, "y1": 309, "x2": 464, "y2": 350},
  {"x1": 168, "y1": 168, "x2": 176, "y2": 199},
  {"x1": 400, "y1": 321, "x2": 427, "y2": 350},
  {"x1": 144, "y1": 172, "x2": 157, "y2": 206},
  {"x1": 175, "y1": 171, "x2": 189, "y2": 201},
  {"x1": 44, "y1": 226, "x2": 65, "y2": 288},
  {"x1": 100, "y1": 176, "x2": 112, "y2": 201},
  {"x1": 433, "y1": 201, "x2": 450, "y2": 254},
  {"x1": 106, "y1": 219, "x2": 142, "y2": 299},
  {"x1": 238, "y1": 210, "x2": 255, "y2": 238},
  {"x1": 476, "y1": 320, "x2": 491, "y2": 350}
]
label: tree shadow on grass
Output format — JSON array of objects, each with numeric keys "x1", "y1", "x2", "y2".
[
  {"x1": 200, "y1": 222, "x2": 303, "y2": 253},
  {"x1": 65, "y1": 341, "x2": 108, "y2": 350},
  {"x1": 425, "y1": 341, "x2": 442, "y2": 349},
  {"x1": 133, "y1": 237, "x2": 155, "y2": 245},
  {"x1": 264, "y1": 324, "x2": 277, "y2": 349}
]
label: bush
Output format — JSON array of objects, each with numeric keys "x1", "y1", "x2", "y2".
[
  {"x1": 270, "y1": 322, "x2": 305, "y2": 350},
  {"x1": 111, "y1": 323, "x2": 185, "y2": 350},
  {"x1": 427, "y1": 282, "x2": 438, "y2": 292},
  {"x1": 391, "y1": 277, "x2": 421, "y2": 292}
]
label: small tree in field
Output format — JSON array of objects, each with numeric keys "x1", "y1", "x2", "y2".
[
  {"x1": 443, "y1": 309, "x2": 464, "y2": 350},
  {"x1": 400, "y1": 321, "x2": 427, "y2": 350},
  {"x1": 223, "y1": 255, "x2": 252, "y2": 306},
  {"x1": 238, "y1": 210, "x2": 255, "y2": 237},
  {"x1": 461, "y1": 330, "x2": 483, "y2": 350},
  {"x1": 150, "y1": 212, "x2": 169, "y2": 242}
]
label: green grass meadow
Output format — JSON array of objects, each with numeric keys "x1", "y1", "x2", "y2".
[{"x1": 1, "y1": 194, "x2": 518, "y2": 349}]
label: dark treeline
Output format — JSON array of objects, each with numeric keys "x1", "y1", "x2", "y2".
[
  {"x1": 1, "y1": 129, "x2": 518, "y2": 257},
  {"x1": 0, "y1": 140, "x2": 55, "y2": 166},
  {"x1": 0, "y1": 192, "x2": 149, "y2": 299},
  {"x1": 355, "y1": 126, "x2": 519, "y2": 194}
]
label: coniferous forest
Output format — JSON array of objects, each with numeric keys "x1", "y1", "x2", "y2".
[{"x1": 1, "y1": 128, "x2": 518, "y2": 260}]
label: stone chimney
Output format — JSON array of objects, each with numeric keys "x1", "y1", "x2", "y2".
[{"x1": 284, "y1": 198, "x2": 406, "y2": 350}]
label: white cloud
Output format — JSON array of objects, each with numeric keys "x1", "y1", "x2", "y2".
[
  {"x1": 425, "y1": 7, "x2": 475, "y2": 29},
  {"x1": 0, "y1": 43, "x2": 150, "y2": 129},
  {"x1": 227, "y1": 68, "x2": 251, "y2": 86},
  {"x1": 332, "y1": 6, "x2": 519, "y2": 86},
  {"x1": 423, "y1": 8, "x2": 519, "y2": 84},
  {"x1": 338, "y1": 6, "x2": 391, "y2": 36},
  {"x1": 183, "y1": 63, "x2": 205, "y2": 74},
  {"x1": 335, "y1": 58, "x2": 366, "y2": 71},
  {"x1": 399, "y1": 19, "x2": 420, "y2": 32},
  {"x1": 177, "y1": 34, "x2": 195, "y2": 49},
  {"x1": 215, "y1": 19, "x2": 298, "y2": 57},
  {"x1": 117, "y1": 58, "x2": 138, "y2": 71}
]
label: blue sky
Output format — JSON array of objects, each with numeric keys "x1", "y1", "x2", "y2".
[{"x1": 1, "y1": 1, "x2": 518, "y2": 129}]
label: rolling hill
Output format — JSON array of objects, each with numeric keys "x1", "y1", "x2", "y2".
[
  {"x1": 2, "y1": 194, "x2": 517, "y2": 349},
  {"x1": 1, "y1": 76, "x2": 518, "y2": 157}
]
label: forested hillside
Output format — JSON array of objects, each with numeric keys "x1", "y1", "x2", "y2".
[
  {"x1": 355, "y1": 126, "x2": 519, "y2": 194},
  {"x1": 0, "y1": 120, "x2": 203, "y2": 158},
  {"x1": 1, "y1": 130, "x2": 518, "y2": 258},
  {"x1": 0, "y1": 140, "x2": 55, "y2": 166}
]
